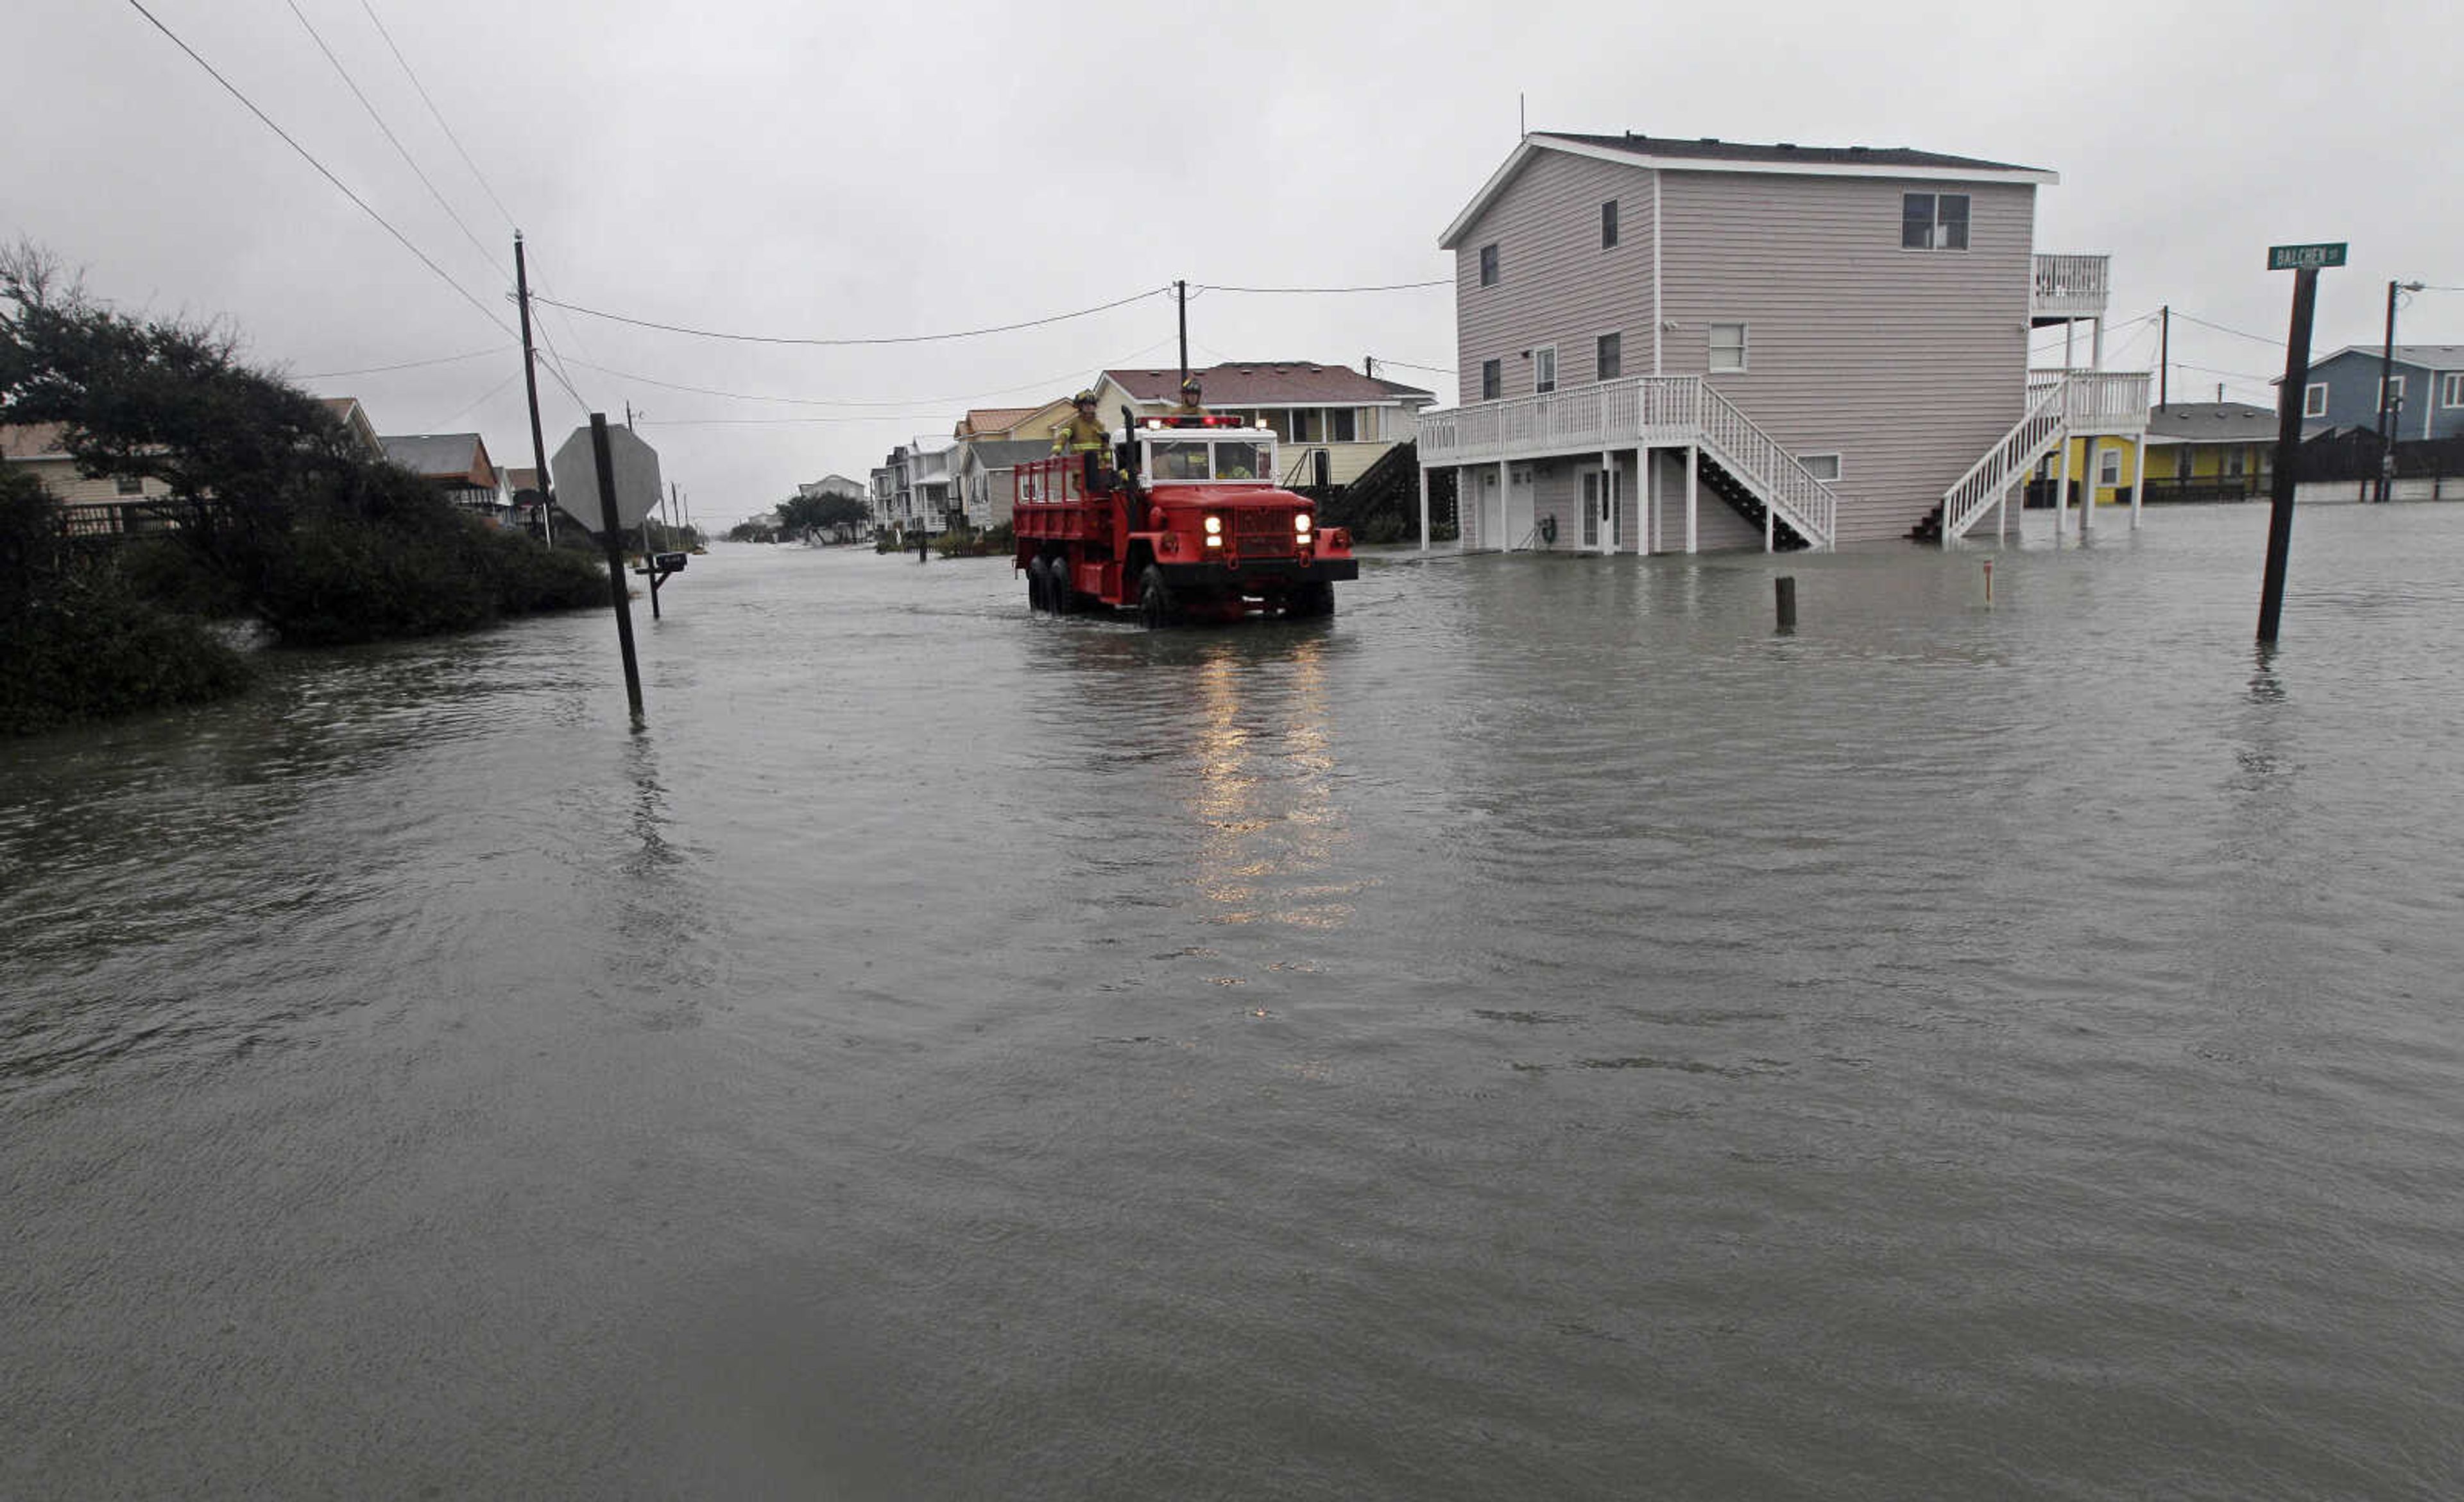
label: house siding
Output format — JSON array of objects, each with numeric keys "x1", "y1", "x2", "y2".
[
  {"x1": 2300, "y1": 351, "x2": 2463, "y2": 441},
  {"x1": 1454, "y1": 152, "x2": 1657, "y2": 406},
  {"x1": 1659, "y1": 171, "x2": 2035, "y2": 544}
]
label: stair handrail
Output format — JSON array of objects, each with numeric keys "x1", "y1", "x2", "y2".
[
  {"x1": 1691, "y1": 383, "x2": 1838, "y2": 547},
  {"x1": 1942, "y1": 377, "x2": 2069, "y2": 540}
]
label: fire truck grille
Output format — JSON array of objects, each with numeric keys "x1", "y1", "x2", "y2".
[{"x1": 1233, "y1": 512, "x2": 1296, "y2": 557}]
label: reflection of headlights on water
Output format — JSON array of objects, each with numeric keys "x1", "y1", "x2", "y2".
[
  {"x1": 1294, "y1": 513, "x2": 1312, "y2": 535},
  {"x1": 1204, "y1": 515, "x2": 1222, "y2": 535}
]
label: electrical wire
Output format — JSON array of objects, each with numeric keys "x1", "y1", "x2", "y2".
[
  {"x1": 277, "y1": 0, "x2": 502, "y2": 278},
  {"x1": 1369, "y1": 356, "x2": 1457, "y2": 375},
  {"x1": 357, "y1": 0, "x2": 518, "y2": 231},
  {"x1": 120, "y1": 0, "x2": 518, "y2": 343},
  {"x1": 530, "y1": 285, "x2": 1172, "y2": 347},
  {"x1": 425, "y1": 368, "x2": 521, "y2": 429},
  {"x1": 2170, "y1": 311, "x2": 2284, "y2": 347},
  {"x1": 293, "y1": 347, "x2": 508, "y2": 379},
  {"x1": 1195, "y1": 279, "x2": 1451, "y2": 294},
  {"x1": 564, "y1": 339, "x2": 1182, "y2": 413}
]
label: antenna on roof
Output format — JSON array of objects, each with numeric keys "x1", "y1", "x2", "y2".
[{"x1": 1519, "y1": 92, "x2": 1526, "y2": 137}]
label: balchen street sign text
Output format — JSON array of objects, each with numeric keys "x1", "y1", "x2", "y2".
[{"x1": 2268, "y1": 243, "x2": 2348, "y2": 271}]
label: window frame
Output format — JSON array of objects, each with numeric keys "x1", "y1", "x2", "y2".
[
  {"x1": 1796, "y1": 453, "x2": 1843, "y2": 483},
  {"x1": 1900, "y1": 191, "x2": 1971, "y2": 252},
  {"x1": 1480, "y1": 359, "x2": 1502, "y2": 402},
  {"x1": 1600, "y1": 199, "x2": 1619, "y2": 250},
  {"x1": 1329, "y1": 407, "x2": 1357, "y2": 443},
  {"x1": 1533, "y1": 344, "x2": 1558, "y2": 395},
  {"x1": 1595, "y1": 331, "x2": 1622, "y2": 382},
  {"x1": 2097, "y1": 446, "x2": 2122, "y2": 487},
  {"x1": 2379, "y1": 374, "x2": 2407, "y2": 409},
  {"x1": 1707, "y1": 322, "x2": 1749, "y2": 374},
  {"x1": 2443, "y1": 372, "x2": 2464, "y2": 409},
  {"x1": 2303, "y1": 383, "x2": 2329, "y2": 418},
  {"x1": 1478, "y1": 243, "x2": 1499, "y2": 288}
]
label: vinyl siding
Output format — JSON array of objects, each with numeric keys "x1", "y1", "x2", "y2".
[
  {"x1": 4, "y1": 456, "x2": 175, "y2": 506},
  {"x1": 1454, "y1": 152, "x2": 1656, "y2": 405},
  {"x1": 2300, "y1": 352, "x2": 2463, "y2": 440},
  {"x1": 1659, "y1": 172, "x2": 2034, "y2": 544}
]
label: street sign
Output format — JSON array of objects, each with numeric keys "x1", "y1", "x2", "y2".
[
  {"x1": 2268, "y1": 242, "x2": 2347, "y2": 272},
  {"x1": 551, "y1": 422, "x2": 663, "y2": 531}
]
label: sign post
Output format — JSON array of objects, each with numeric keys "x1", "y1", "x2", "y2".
[
  {"x1": 588, "y1": 415, "x2": 644, "y2": 722},
  {"x1": 2258, "y1": 243, "x2": 2344, "y2": 644}
]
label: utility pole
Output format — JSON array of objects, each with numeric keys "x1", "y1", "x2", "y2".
[
  {"x1": 624, "y1": 401, "x2": 637, "y2": 432},
  {"x1": 2158, "y1": 305, "x2": 2169, "y2": 408},
  {"x1": 514, "y1": 232, "x2": 555, "y2": 546},
  {"x1": 1176, "y1": 279, "x2": 1188, "y2": 391},
  {"x1": 1364, "y1": 355, "x2": 1376, "y2": 381},
  {"x1": 2375, "y1": 280, "x2": 2426, "y2": 501}
]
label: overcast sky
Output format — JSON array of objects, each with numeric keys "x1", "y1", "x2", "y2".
[{"x1": 8, "y1": 0, "x2": 2456, "y2": 525}]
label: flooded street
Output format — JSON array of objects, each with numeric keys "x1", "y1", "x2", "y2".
[{"x1": 7, "y1": 505, "x2": 2464, "y2": 1498}]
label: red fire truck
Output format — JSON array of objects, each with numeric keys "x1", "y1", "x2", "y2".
[{"x1": 1013, "y1": 413, "x2": 1356, "y2": 627}]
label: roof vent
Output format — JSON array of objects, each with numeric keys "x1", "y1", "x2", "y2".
[
  {"x1": 1698, "y1": 137, "x2": 1719, "y2": 144},
  {"x1": 1848, "y1": 145, "x2": 1869, "y2": 153}
]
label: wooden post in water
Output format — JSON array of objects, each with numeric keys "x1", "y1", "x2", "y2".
[
  {"x1": 1775, "y1": 574, "x2": 1797, "y2": 634},
  {"x1": 2259, "y1": 268, "x2": 2322, "y2": 643}
]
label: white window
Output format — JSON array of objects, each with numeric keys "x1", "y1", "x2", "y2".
[
  {"x1": 1901, "y1": 192, "x2": 1970, "y2": 250},
  {"x1": 2303, "y1": 383, "x2": 2328, "y2": 418},
  {"x1": 1478, "y1": 243, "x2": 1499, "y2": 287},
  {"x1": 1481, "y1": 359, "x2": 1501, "y2": 401},
  {"x1": 1708, "y1": 323, "x2": 1748, "y2": 374},
  {"x1": 1797, "y1": 453, "x2": 1842, "y2": 482},
  {"x1": 1534, "y1": 345, "x2": 1557, "y2": 394},
  {"x1": 2443, "y1": 373, "x2": 2464, "y2": 408},
  {"x1": 114, "y1": 473, "x2": 144, "y2": 497},
  {"x1": 2098, "y1": 447, "x2": 2121, "y2": 486},
  {"x1": 1596, "y1": 332, "x2": 1622, "y2": 381},
  {"x1": 1600, "y1": 200, "x2": 1619, "y2": 249},
  {"x1": 2379, "y1": 374, "x2": 2407, "y2": 409}
]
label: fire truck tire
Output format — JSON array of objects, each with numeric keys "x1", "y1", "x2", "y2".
[
  {"x1": 1048, "y1": 558, "x2": 1077, "y2": 614},
  {"x1": 1287, "y1": 582, "x2": 1335, "y2": 619},
  {"x1": 1025, "y1": 557, "x2": 1048, "y2": 610},
  {"x1": 1137, "y1": 565, "x2": 1177, "y2": 630}
]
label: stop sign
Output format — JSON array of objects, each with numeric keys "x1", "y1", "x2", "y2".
[{"x1": 551, "y1": 422, "x2": 664, "y2": 532}]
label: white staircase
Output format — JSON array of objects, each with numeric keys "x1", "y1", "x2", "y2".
[{"x1": 1937, "y1": 370, "x2": 2152, "y2": 542}]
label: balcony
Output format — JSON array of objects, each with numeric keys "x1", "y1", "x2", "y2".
[{"x1": 2032, "y1": 254, "x2": 2109, "y2": 322}]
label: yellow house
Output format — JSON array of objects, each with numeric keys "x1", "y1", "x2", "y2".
[
  {"x1": 2138, "y1": 401, "x2": 2274, "y2": 502},
  {"x1": 2028, "y1": 433, "x2": 2141, "y2": 508}
]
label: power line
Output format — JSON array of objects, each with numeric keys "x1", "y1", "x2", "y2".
[
  {"x1": 120, "y1": 0, "x2": 517, "y2": 344},
  {"x1": 565, "y1": 338, "x2": 1181, "y2": 412},
  {"x1": 530, "y1": 285, "x2": 1172, "y2": 346},
  {"x1": 425, "y1": 368, "x2": 521, "y2": 429},
  {"x1": 277, "y1": 0, "x2": 501, "y2": 277},
  {"x1": 2171, "y1": 311, "x2": 2284, "y2": 347},
  {"x1": 1371, "y1": 356, "x2": 1456, "y2": 375},
  {"x1": 1195, "y1": 279, "x2": 1452, "y2": 294},
  {"x1": 293, "y1": 346, "x2": 508, "y2": 379},
  {"x1": 356, "y1": 0, "x2": 518, "y2": 230}
]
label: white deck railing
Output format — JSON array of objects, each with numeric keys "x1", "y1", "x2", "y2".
[
  {"x1": 1417, "y1": 375, "x2": 1838, "y2": 548},
  {"x1": 2032, "y1": 254, "x2": 2110, "y2": 319}
]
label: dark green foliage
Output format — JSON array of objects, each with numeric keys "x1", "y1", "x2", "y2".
[
  {"x1": 3, "y1": 243, "x2": 605, "y2": 659},
  {"x1": 1, "y1": 469, "x2": 250, "y2": 734}
]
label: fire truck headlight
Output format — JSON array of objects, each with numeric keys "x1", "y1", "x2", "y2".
[
  {"x1": 1204, "y1": 534, "x2": 1222, "y2": 548},
  {"x1": 1203, "y1": 515, "x2": 1222, "y2": 536},
  {"x1": 1294, "y1": 513, "x2": 1312, "y2": 535}
]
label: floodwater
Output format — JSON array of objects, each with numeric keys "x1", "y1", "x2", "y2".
[{"x1": 6, "y1": 505, "x2": 2464, "y2": 1499}]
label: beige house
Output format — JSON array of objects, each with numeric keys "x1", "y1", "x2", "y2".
[
  {"x1": 1418, "y1": 131, "x2": 2148, "y2": 551},
  {"x1": 1, "y1": 421, "x2": 178, "y2": 510},
  {"x1": 955, "y1": 399, "x2": 1076, "y2": 444}
]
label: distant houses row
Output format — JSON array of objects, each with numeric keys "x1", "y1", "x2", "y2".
[
  {"x1": 852, "y1": 361, "x2": 1436, "y2": 537},
  {"x1": 1, "y1": 393, "x2": 562, "y2": 534}
]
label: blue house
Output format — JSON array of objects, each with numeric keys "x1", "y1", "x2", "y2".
[{"x1": 2292, "y1": 344, "x2": 2464, "y2": 441}]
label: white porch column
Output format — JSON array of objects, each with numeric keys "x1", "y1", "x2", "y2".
[
  {"x1": 2081, "y1": 438, "x2": 2096, "y2": 538},
  {"x1": 1497, "y1": 460, "x2": 1509, "y2": 550},
  {"x1": 2130, "y1": 441, "x2": 2143, "y2": 530},
  {"x1": 1417, "y1": 465, "x2": 1430, "y2": 551},
  {"x1": 1600, "y1": 448, "x2": 1613, "y2": 553},
  {"x1": 1684, "y1": 445, "x2": 1698, "y2": 555},
  {"x1": 1638, "y1": 446, "x2": 1652, "y2": 555},
  {"x1": 2056, "y1": 429, "x2": 2073, "y2": 539}
]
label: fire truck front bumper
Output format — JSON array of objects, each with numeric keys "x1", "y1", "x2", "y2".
[{"x1": 1156, "y1": 556, "x2": 1359, "y2": 591}]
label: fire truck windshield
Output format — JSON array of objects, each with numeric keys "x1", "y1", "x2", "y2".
[{"x1": 1151, "y1": 438, "x2": 1270, "y2": 482}]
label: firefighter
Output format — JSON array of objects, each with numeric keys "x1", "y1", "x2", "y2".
[
  {"x1": 1166, "y1": 374, "x2": 1205, "y2": 420},
  {"x1": 1051, "y1": 390, "x2": 1112, "y2": 494},
  {"x1": 1051, "y1": 391, "x2": 1109, "y2": 456}
]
